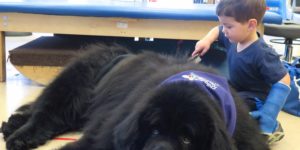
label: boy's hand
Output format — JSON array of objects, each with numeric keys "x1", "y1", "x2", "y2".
[{"x1": 192, "y1": 40, "x2": 211, "y2": 57}]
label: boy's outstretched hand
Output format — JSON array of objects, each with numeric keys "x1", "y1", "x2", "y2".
[{"x1": 192, "y1": 40, "x2": 211, "y2": 57}]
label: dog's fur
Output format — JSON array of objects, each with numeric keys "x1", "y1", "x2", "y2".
[{"x1": 1, "y1": 44, "x2": 269, "y2": 150}]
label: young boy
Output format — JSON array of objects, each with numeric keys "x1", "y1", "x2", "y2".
[{"x1": 191, "y1": 0, "x2": 291, "y2": 144}]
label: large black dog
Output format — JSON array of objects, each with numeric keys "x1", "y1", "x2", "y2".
[{"x1": 1, "y1": 44, "x2": 269, "y2": 150}]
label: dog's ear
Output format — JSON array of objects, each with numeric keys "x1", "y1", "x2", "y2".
[{"x1": 210, "y1": 126, "x2": 237, "y2": 150}]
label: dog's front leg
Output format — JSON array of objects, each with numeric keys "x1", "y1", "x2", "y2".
[
  {"x1": 1, "y1": 103, "x2": 33, "y2": 140},
  {"x1": 5, "y1": 111, "x2": 72, "y2": 150}
]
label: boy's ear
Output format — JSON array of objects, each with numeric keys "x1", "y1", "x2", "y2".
[{"x1": 248, "y1": 19, "x2": 257, "y2": 31}]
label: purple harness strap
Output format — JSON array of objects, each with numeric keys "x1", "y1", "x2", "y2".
[{"x1": 160, "y1": 70, "x2": 236, "y2": 135}]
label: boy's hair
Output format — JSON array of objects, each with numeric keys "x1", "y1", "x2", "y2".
[{"x1": 216, "y1": 0, "x2": 266, "y2": 24}]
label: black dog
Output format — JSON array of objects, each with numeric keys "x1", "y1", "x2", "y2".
[{"x1": 1, "y1": 44, "x2": 269, "y2": 150}]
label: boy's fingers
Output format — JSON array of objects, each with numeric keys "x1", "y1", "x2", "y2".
[
  {"x1": 191, "y1": 51, "x2": 197, "y2": 57},
  {"x1": 192, "y1": 47, "x2": 202, "y2": 56}
]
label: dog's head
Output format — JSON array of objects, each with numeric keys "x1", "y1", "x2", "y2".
[{"x1": 114, "y1": 82, "x2": 237, "y2": 150}]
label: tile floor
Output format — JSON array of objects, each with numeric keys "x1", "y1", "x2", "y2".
[{"x1": 0, "y1": 34, "x2": 299, "y2": 150}]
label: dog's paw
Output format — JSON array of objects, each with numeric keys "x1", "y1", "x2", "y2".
[
  {"x1": 1, "y1": 114, "x2": 29, "y2": 141},
  {"x1": 6, "y1": 137, "x2": 29, "y2": 150},
  {"x1": 1, "y1": 121, "x2": 13, "y2": 140},
  {"x1": 6, "y1": 133, "x2": 42, "y2": 150}
]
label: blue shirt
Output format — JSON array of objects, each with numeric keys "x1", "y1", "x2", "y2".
[
  {"x1": 160, "y1": 70, "x2": 236, "y2": 135},
  {"x1": 218, "y1": 26, "x2": 287, "y2": 99}
]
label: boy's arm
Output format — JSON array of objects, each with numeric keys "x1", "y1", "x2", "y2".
[
  {"x1": 279, "y1": 72, "x2": 291, "y2": 86},
  {"x1": 201, "y1": 26, "x2": 220, "y2": 45},
  {"x1": 192, "y1": 26, "x2": 220, "y2": 57},
  {"x1": 251, "y1": 73, "x2": 291, "y2": 134}
]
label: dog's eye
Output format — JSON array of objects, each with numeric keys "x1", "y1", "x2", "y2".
[
  {"x1": 182, "y1": 137, "x2": 191, "y2": 145},
  {"x1": 152, "y1": 129, "x2": 160, "y2": 135}
]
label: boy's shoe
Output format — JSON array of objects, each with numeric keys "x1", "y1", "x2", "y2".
[{"x1": 264, "y1": 122, "x2": 285, "y2": 145}]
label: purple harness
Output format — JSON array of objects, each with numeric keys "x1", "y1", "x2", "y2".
[{"x1": 160, "y1": 70, "x2": 236, "y2": 135}]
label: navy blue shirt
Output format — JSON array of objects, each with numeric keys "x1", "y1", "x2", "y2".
[{"x1": 218, "y1": 26, "x2": 287, "y2": 99}]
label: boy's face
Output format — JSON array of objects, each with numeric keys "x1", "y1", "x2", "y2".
[{"x1": 218, "y1": 16, "x2": 253, "y2": 43}]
